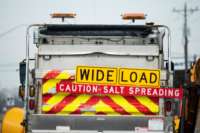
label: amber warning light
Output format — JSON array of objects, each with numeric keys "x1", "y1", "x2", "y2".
[
  {"x1": 121, "y1": 13, "x2": 146, "y2": 21},
  {"x1": 51, "y1": 13, "x2": 76, "y2": 22}
]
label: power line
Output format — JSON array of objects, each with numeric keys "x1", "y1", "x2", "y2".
[
  {"x1": 0, "y1": 24, "x2": 26, "y2": 38},
  {"x1": 0, "y1": 63, "x2": 18, "y2": 68}
]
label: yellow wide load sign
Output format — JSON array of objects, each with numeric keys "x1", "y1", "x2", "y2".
[
  {"x1": 76, "y1": 66, "x2": 118, "y2": 85},
  {"x1": 76, "y1": 66, "x2": 160, "y2": 87}
]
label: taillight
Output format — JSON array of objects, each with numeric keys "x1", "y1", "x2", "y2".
[
  {"x1": 29, "y1": 86, "x2": 36, "y2": 97},
  {"x1": 165, "y1": 101, "x2": 172, "y2": 113},
  {"x1": 29, "y1": 99, "x2": 35, "y2": 110},
  {"x1": 18, "y1": 85, "x2": 25, "y2": 100}
]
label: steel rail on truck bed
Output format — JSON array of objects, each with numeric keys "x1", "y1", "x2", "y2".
[{"x1": 39, "y1": 24, "x2": 153, "y2": 36}]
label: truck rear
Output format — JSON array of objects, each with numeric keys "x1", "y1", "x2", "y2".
[
  {"x1": 2, "y1": 14, "x2": 183, "y2": 133},
  {"x1": 24, "y1": 22, "x2": 182, "y2": 133}
]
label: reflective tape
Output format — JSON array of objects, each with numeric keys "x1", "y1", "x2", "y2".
[
  {"x1": 42, "y1": 70, "x2": 71, "y2": 94},
  {"x1": 42, "y1": 70, "x2": 159, "y2": 115}
]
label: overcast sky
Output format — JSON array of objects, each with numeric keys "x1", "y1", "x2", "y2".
[{"x1": 0, "y1": 0, "x2": 200, "y2": 90}]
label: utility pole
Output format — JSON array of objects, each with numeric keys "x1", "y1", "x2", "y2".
[
  {"x1": 173, "y1": 2, "x2": 199, "y2": 85},
  {"x1": 173, "y1": 2, "x2": 199, "y2": 133},
  {"x1": 184, "y1": 3, "x2": 188, "y2": 85}
]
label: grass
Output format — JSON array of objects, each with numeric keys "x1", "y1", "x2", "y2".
[
  {"x1": 0, "y1": 114, "x2": 2, "y2": 120},
  {"x1": 0, "y1": 113, "x2": 4, "y2": 123},
  {"x1": 0, "y1": 113, "x2": 2, "y2": 132}
]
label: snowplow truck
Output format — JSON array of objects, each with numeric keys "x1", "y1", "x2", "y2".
[{"x1": 2, "y1": 14, "x2": 182, "y2": 133}]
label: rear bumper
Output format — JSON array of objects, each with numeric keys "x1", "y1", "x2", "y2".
[
  {"x1": 32, "y1": 130, "x2": 166, "y2": 133},
  {"x1": 30, "y1": 114, "x2": 173, "y2": 133}
]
